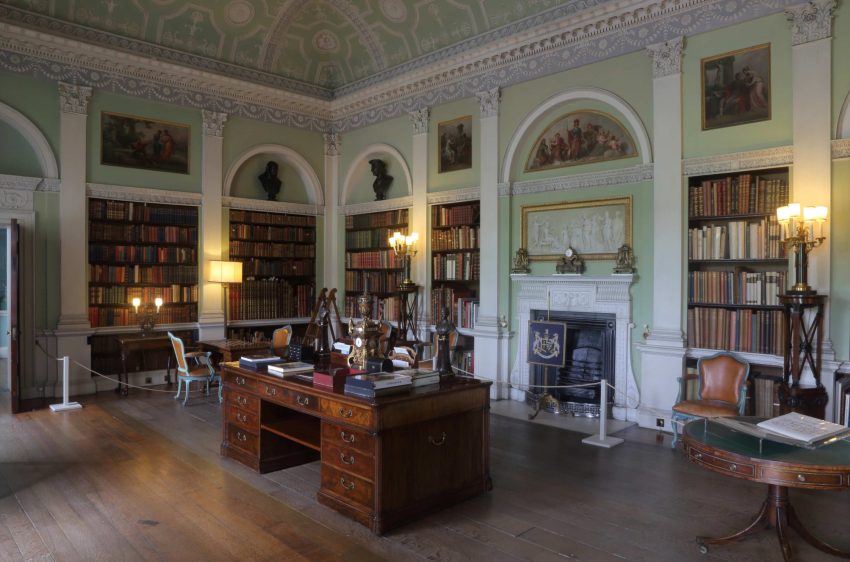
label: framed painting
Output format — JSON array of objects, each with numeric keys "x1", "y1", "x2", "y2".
[
  {"x1": 525, "y1": 110, "x2": 637, "y2": 172},
  {"x1": 521, "y1": 197, "x2": 632, "y2": 261},
  {"x1": 701, "y1": 43, "x2": 771, "y2": 130},
  {"x1": 438, "y1": 115, "x2": 472, "y2": 173},
  {"x1": 101, "y1": 112, "x2": 190, "y2": 174}
]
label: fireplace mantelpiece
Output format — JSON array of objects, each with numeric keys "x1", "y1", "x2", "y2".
[{"x1": 509, "y1": 274, "x2": 639, "y2": 421}]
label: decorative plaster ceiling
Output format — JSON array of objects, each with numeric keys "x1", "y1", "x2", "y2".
[{"x1": 0, "y1": 0, "x2": 601, "y2": 92}]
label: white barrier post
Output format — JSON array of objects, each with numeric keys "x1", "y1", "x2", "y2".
[
  {"x1": 50, "y1": 356, "x2": 83, "y2": 412},
  {"x1": 582, "y1": 381, "x2": 623, "y2": 448}
]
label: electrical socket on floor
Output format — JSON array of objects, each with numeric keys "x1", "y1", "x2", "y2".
[
  {"x1": 656, "y1": 418, "x2": 665, "y2": 428},
  {"x1": 145, "y1": 377, "x2": 152, "y2": 384}
]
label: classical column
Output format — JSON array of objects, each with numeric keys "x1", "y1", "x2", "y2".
[
  {"x1": 787, "y1": 0, "x2": 836, "y2": 366},
  {"x1": 408, "y1": 108, "x2": 429, "y2": 319},
  {"x1": 323, "y1": 132, "x2": 341, "y2": 292},
  {"x1": 198, "y1": 110, "x2": 228, "y2": 339},
  {"x1": 475, "y1": 88, "x2": 510, "y2": 398},
  {"x1": 638, "y1": 37, "x2": 686, "y2": 429},
  {"x1": 55, "y1": 82, "x2": 95, "y2": 395}
]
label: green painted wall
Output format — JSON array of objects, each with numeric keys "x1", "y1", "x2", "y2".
[
  {"x1": 87, "y1": 91, "x2": 202, "y2": 192},
  {"x1": 831, "y1": 159, "x2": 850, "y2": 361},
  {"x1": 34, "y1": 192, "x2": 61, "y2": 330},
  {"x1": 428, "y1": 98, "x2": 479, "y2": 191},
  {"x1": 230, "y1": 154, "x2": 312, "y2": 204},
  {"x1": 833, "y1": 8, "x2": 850, "y2": 134},
  {"x1": 0, "y1": 121, "x2": 42, "y2": 177},
  {"x1": 683, "y1": 13, "x2": 792, "y2": 158},
  {"x1": 0, "y1": 71, "x2": 59, "y2": 170},
  {"x1": 340, "y1": 115, "x2": 411, "y2": 204}
]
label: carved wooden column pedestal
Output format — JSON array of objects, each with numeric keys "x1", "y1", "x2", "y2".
[{"x1": 778, "y1": 293, "x2": 827, "y2": 419}]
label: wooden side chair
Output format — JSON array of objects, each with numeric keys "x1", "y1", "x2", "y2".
[
  {"x1": 271, "y1": 325, "x2": 292, "y2": 357},
  {"x1": 168, "y1": 332, "x2": 220, "y2": 406},
  {"x1": 671, "y1": 352, "x2": 749, "y2": 448}
]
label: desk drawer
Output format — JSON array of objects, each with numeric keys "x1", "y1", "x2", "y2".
[
  {"x1": 760, "y1": 467, "x2": 846, "y2": 488},
  {"x1": 689, "y1": 448, "x2": 755, "y2": 478},
  {"x1": 224, "y1": 371, "x2": 256, "y2": 391},
  {"x1": 227, "y1": 424, "x2": 259, "y2": 456},
  {"x1": 226, "y1": 404, "x2": 259, "y2": 431},
  {"x1": 321, "y1": 423, "x2": 375, "y2": 456},
  {"x1": 322, "y1": 442, "x2": 375, "y2": 480},
  {"x1": 321, "y1": 464, "x2": 374, "y2": 508},
  {"x1": 320, "y1": 399, "x2": 373, "y2": 428},
  {"x1": 224, "y1": 389, "x2": 260, "y2": 412}
]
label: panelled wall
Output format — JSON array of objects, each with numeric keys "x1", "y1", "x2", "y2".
[{"x1": 2, "y1": 3, "x2": 850, "y2": 427}]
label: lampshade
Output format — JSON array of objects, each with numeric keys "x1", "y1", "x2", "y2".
[{"x1": 209, "y1": 260, "x2": 243, "y2": 284}]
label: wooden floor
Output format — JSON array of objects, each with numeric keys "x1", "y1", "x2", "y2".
[{"x1": 1, "y1": 388, "x2": 850, "y2": 562}]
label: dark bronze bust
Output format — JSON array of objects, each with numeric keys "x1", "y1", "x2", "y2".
[
  {"x1": 258, "y1": 161, "x2": 282, "y2": 201},
  {"x1": 369, "y1": 158, "x2": 393, "y2": 201}
]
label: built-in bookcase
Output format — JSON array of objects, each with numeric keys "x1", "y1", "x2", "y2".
[
  {"x1": 430, "y1": 201, "x2": 480, "y2": 374},
  {"x1": 686, "y1": 167, "x2": 789, "y2": 356},
  {"x1": 227, "y1": 209, "x2": 316, "y2": 335},
  {"x1": 344, "y1": 209, "x2": 408, "y2": 319}
]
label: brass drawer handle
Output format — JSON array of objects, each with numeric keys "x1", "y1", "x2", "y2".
[
  {"x1": 729, "y1": 464, "x2": 737, "y2": 472},
  {"x1": 235, "y1": 376, "x2": 246, "y2": 385},
  {"x1": 265, "y1": 385, "x2": 277, "y2": 397},
  {"x1": 428, "y1": 432, "x2": 447, "y2": 446},
  {"x1": 237, "y1": 396, "x2": 248, "y2": 406},
  {"x1": 797, "y1": 474, "x2": 806, "y2": 482},
  {"x1": 338, "y1": 407, "x2": 353, "y2": 418},
  {"x1": 296, "y1": 395, "x2": 310, "y2": 406},
  {"x1": 340, "y1": 452, "x2": 355, "y2": 465},
  {"x1": 236, "y1": 413, "x2": 248, "y2": 423},
  {"x1": 340, "y1": 476, "x2": 355, "y2": 490},
  {"x1": 340, "y1": 431, "x2": 355, "y2": 444},
  {"x1": 694, "y1": 452, "x2": 703, "y2": 460},
  {"x1": 236, "y1": 431, "x2": 247, "y2": 442}
]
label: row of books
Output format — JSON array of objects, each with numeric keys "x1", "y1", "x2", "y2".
[
  {"x1": 345, "y1": 227, "x2": 406, "y2": 250},
  {"x1": 229, "y1": 223, "x2": 315, "y2": 243},
  {"x1": 753, "y1": 376, "x2": 781, "y2": 418},
  {"x1": 688, "y1": 174, "x2": 788, "y2": 217},
  {"x1": 89, "y1": 284, "x2": 198, "y2": 305},
  {"x1": 432, "y1": 253, "x2": 480, "y2": 281},
  {"x1": 229, "y1": 241, "x2": 315, "y2": 258},
  {"x1": 431, "y1": 225, "x2": 479, "y2": 251},
  {"x1": 834, "y1": 375, "x2": 850, "y2": 426},
  {"x1": 430, "y1": 287, "x2": 473, "y2": 325},
  {"x1": 456, "y1": 298, "x2": 479, "y2": 329},
  {"x1": 344, "y1": 271, "x2": 404, "y2": 295},
  {"x1": 230, "y1": 210, "x2": 316, "y2": 227},
  {"x1": 89, "y1": 224, "x2": 197, "y2": 245},
  {"x1": 89, "y1": 199, "x2": 198, "y2": 225},
  {"x1": 686, "y1": 307, "x2": 785, "y2": 355},
  {"x1": 343, "y1": 294, "x2": 399, "y2": 321},
  {"x1": 89, "y1": 264, "x2": 198, "y2": 284},
  {"x1": 88, "y1": 305, "x2": 198, "y2": 328},
  {"x1": 239, "y1": 258, "x2": 314, "y2": 277},
  {"x1": 227, "y1": 280, "x2": 314, "y2": 320},
  {"x1": 688, "y1": 270, "x2": 786, "y2": 306},
  {"x1": 432, "y1": 204, "x2": 478, "y2": 227},
  {"x1": 452, "y1": 349, "x2": 475, "y2": 375},
  {"x1": 344, "y1": 250, "x2": 403, "y2": 269},
  {"x1": 688, "y1": 217, "x2": 785, "y2": 260},
  {"x1": 345, "y1": 209, "x2": 408, "y2": 229},
  {"x1": 89, "y1": 244, "x2": 196, "y2": 265}
]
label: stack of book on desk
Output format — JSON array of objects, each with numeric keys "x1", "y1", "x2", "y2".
[
  {"x1": 393, "y1": 368, "x2": 441, "y2": 388},
  {"x1": 267, "y1": 361, "x2": 314, "y2": 377},
  {"x1": 344, "y1": 372, "x2": 412, "y2": 399},
  {"x1": 238, "y1": 354, "x2": 280, "y2": 372}
]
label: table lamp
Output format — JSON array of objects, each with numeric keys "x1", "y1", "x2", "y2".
[
  {"x1": 389, "y1": 231, "x2": 418, "y2": 290},
  {"x1": 776, "y1": 203, "x2": 827, "y2": 294}
]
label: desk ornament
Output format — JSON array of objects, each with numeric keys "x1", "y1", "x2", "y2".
[
  {"x1": 434, "y1": 306, "x2": 455, "y2": 376},
  {"x1": 511, "y1": 247, "x2": 531, "y2": 274},
  {"x1": 347, "y1": 288, "x2": 385, "y2": 370},
  {"x1": 555, "y1": 247, "x2": 584, "y2": 274},
  {"x1": 613, "y1": 244, "x2": 636, "y2": 274}
]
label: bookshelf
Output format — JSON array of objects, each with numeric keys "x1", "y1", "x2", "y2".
[
  {"x1": 430, "y1": 201, "x2": 480, "y2": 374},
  {"x1": 686, "y1": 167, "x2": 789, "y2": 357},
  {"x1": 227, "y1": 209, "x2": 316, "y2": 337},
  {"x1": 344, "y1": 209, "x2": 408, "y2": 319}
]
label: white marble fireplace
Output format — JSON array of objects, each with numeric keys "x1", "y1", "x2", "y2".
[{"x1": 509, "y1": 274, "x2": 639, "y2": 421}]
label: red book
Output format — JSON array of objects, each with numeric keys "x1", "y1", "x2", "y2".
[{"x1": 313, "y1": 367, "x2": 359, "y2": 391}]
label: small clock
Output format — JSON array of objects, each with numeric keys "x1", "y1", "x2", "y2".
[
  {"x1": 355, "y1": 336, "x2": 363, "y2": 348},
  {"x1": 565, "y1": 247, "x2": 574, "y2": 258}
]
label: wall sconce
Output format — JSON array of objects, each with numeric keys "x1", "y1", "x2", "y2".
[
  {"x1": 776, "y1": 203, "x2": 828, "y2": 294},
  {"x1": 389, "y1": 231, "x2": 418, "y2": 290},
  {"x1": 131, "y1": 296, "x2": 163, "y2": 335},
  {"x1": 209, "y1": 260, "x2": 243, "y2": 336}
]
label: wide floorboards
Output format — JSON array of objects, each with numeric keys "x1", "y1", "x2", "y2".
[{"x1": 1, "y1": 388, "x2": 849, "y2": 561}]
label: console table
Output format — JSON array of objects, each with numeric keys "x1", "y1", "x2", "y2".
[
  {"x1": 683, "y1": 418, "x2": 850, "y2": 561},
  {"x1": 114, "y1": 333, "x2": 174, "y2": 396},
  {"x1": 220, "y1": 363, "x2": 492, "y2": 533}
]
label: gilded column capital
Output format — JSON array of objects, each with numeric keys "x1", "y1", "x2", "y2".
[
  {"x1": 58, "y1": 82, "x2": 92, "y2": 115},
  {"x1": 646, "y1": 36, "x2": 684, "y2": 78}
]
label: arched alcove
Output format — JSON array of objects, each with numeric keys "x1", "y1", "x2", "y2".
[
  {"x1": 224, "y1": 144, "x2": 324, "y2": 205},
  {"x1": 0, "y1": 100, "x2": 58, "y2": 179},
  {"x1": 341, "y1": 144, "x2": 412, "y2": 206},
  {"x1": 838, "y1": 89, "x2": 850, "y2": 139}
]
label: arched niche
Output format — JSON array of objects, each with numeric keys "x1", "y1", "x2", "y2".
[
  {"x1": 341, "y1": 144, "x2": 412, "y2": 206},
  {"x1": 224, "y1": 144, "x2": 323, "y2": 205},
  {"x1": 838, "y1": 89, "x2": 850, "y2": 139},
  {"x1": 502, "y1": 87, "x2": 652, "y2": 183},
  {"x1": 0, "y1": 100, "x2": 58, "y2": 179}
]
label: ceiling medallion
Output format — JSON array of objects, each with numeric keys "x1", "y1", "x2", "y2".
[
  {"x1": 314, "y1": 30, "x2": 339, "y2": 53},
  {"x1": 226, "y1": 1, "x2": 255, "y2": 25},
  {"x1": 379, "y1": 0, "x2": 407, "y2": 23}
]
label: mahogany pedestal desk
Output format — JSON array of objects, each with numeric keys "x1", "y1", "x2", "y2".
[
  {"x1": 220, "y1": 363, "x2": 492, "y2": 533},
  {"x1": 683, "y1": 418, "x2": 850, "y2": 561},
  {"x1": 779, "y1": 294, "x2": 828, "y2": 419}
]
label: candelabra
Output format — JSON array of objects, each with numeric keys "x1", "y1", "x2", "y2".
[
  {"x1": 776, "y1": 203, "x2": 828, "y2": 294},
  {"x1": 389, "y1": 231, "x2": 418, "y2": 290},
  {"x1": 132, "y1": 297, "x2": 163, "y2": 335}
]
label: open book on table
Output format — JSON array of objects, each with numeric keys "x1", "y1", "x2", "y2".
[{"x1": 713, "y1": 413, "x2": 850, "y2": 449}]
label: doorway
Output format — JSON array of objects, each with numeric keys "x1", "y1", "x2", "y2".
[{"x1": 0, "y1": 226, "x2": 8, "y2": 392}]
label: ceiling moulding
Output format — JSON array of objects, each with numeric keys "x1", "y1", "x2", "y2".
[
  {"x1": 682, "y1": 146, "x2": 794, "y2": 177},
  {"x1": 223, "y1": 196, "x2": 323, "y2": 216},
  {"x1": 343, "y1": 197, "x2": 414, "y2": 216},
  {"x1": 86, "y1": 183, "x2": 203, "y2": 206},
  {"x1": 329, "y1": 0, "x2": 801, "y2": 130},
  {"x1": 833, "y1": 138, "x2": 850, "y2": 160},
  {"x1": 499, "y1": 164, "x2": 654, "y2": 197},
  {"x1": 0, "y1": 23, "x2": 331, "y2": 132},
  {"x1": 426, "y1": 187, "x2": 481, "y2": 206}
]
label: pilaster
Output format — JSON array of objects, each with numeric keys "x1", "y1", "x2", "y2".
[
  {"x1": 637, "y1": 37, "x2": 686, "y2": 429},
  {"x1": 323, "y1": 132, "x2": 341, "y2": 292},
  {"x1": 198, "y1": 110, "x2": 228, "y2": 339},
  {"x1": 408, "y1": 108, "x2": 429, "y2": 340}
]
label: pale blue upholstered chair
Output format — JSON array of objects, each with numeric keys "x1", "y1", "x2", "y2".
[{"x1": 168, "y1": 332, "x2": 220, "y2": 405}]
